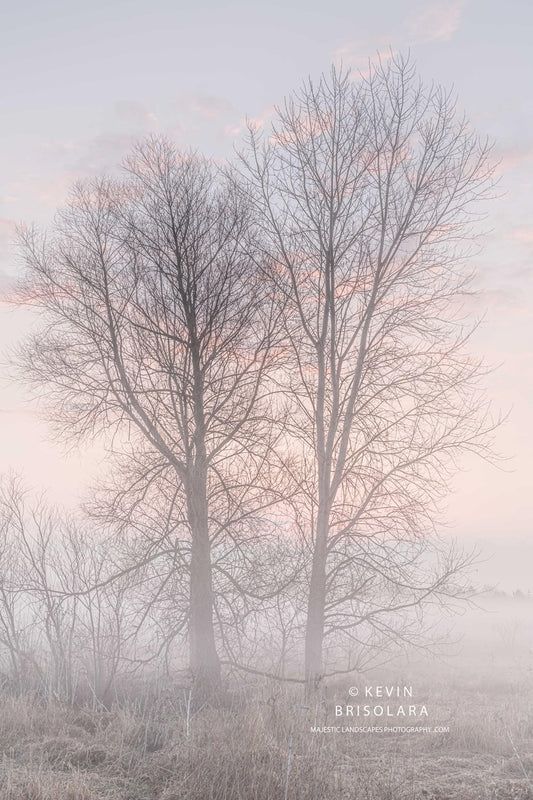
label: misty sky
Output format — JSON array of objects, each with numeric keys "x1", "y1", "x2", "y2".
[{"x1": 0, "y1": 0, "x2": 532, "y2": 590}]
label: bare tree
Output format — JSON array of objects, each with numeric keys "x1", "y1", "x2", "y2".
[
  {"x1": 17, "y1": 138, "x2": 280, "y2": 696},
  {"x1": 0, "y1": 478, "x2": 36, "y2": 692},
  {"x1": 239, "y1": 57, "x2": 496, "y2": 693},
  {"x1": 59, "y1": 527, "x2": 138, "y2": 709},
  {"x1": 0, "y1": 475, "x2": 153, "y2": 703}
]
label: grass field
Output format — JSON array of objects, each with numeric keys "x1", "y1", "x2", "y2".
[{"x1": 0, "y1": 594, "x2": 532, "y2": 799}]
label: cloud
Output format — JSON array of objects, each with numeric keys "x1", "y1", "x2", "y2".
[
  {"x1": 0, "y1": 218, "x2": 17, "y2": 243},
  {"x1": 187, "y1": 95, "x2": 235, "y2": 120},
  {"x1": 408, "y1": 0, "x2": 466, "y2": 44},
  {"x1": 334, "y1": 39, "x2": 397, "y2": 76},
  {"x1": 40, "y1": 133, "x2": 139, "y2": 185},
  {"x1": 507, "y1": 228, "x2": 533, "y2": 245},
  {"x1": 168, "y1": 93, "x2": 244, "y2": 142},
  {"x1": 334, "y1": 0, "x2": 466, "y2": 75},
  {"x1": 494, "y1": 144, "x2": 533, "y2": 173},
  {"x1": 480, "y1": 287, "x2": 529, "y2": 311},
  {"x1": 114, "y1": 101, "x2": 159, "y2": 129},
  {"x1": 0, "y1": 218, "x2": 18, "y2": 278},
  {"x1": 40, "y1": 140, "x2": 77, "y2": 160},
  {"x1": 225, "y1": 108, "x2": 275, "y2": 139},
  {"x1": 72, "y1": 133, "x2": 138, "y2": 175}
]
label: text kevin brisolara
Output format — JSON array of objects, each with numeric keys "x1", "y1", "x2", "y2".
[{"x1": 334, "y1": 685, "x2": 428, "y2": 718}]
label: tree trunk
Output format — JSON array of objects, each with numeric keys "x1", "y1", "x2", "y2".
[
  {"x1": 304, "y1": 500, "x2": 329, "y2": 696},
  {"x1": 187, "y1": 466, "x2": 221, "y2": 698}
]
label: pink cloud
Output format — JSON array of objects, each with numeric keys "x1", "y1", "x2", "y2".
[
  {"x1": 507, "y1": 228, "x2": 533, "y2": 245},
  {"x1": 334, "y1": 0, "x2": 466, "y2": 76},
  {"x1": 224, "y1": 108, "x2": 274, "y2": 140},
  {"x1": 114, "y1": 101, "x2": 159, "y2": 128},
  {"x1": 187, "y1": 94, "x2": 236, "y2": 120},
  {"x1": 0, "y1": 218, "x2": 18, "y2": 274},
  {"x1": 494, "y1": 145, "x2": 533, "y2": 173},
  {"x1": 333, "y1": 39, "x2": 397, "y2": 76},
  {"x1": 0, "y1": 218, "x2": 17, "y2": 241},
  {"x1": 408, "y1": 0, "x2": 466, "y2": 44},
  {"x1": 225, "y1": 123, "x2": 244, "y2": 137}
]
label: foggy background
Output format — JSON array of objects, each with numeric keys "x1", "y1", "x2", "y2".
[
  {"x1": 0, "y1": 0, "x2": 531, "y2": 594},
  {"x1": 0, "y1": 7, "x2": 532, "y2": 800}
]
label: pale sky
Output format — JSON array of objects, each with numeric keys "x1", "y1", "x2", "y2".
[{"x1": 0, "y1": 0, "x2": 532, "y2": 589}]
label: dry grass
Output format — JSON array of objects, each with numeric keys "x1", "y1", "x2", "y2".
[{"x1": 0, "y1": 674, "x2": 532, "y2": 799}]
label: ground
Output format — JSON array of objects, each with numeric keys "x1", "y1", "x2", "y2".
[
  {"x1": 1, "y1": 595, "x2": 532, "y2": 799},
  {"x1": 0, "y1": 672, "x2": 532, "y2": 799}
]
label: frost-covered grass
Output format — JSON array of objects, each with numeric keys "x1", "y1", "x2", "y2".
[
  {"x1": 0, "y1": 670, "x2": 532, "y2": 800},
  {"x1": 1, "y1": 595, "x2": 533, "y2": 798}
]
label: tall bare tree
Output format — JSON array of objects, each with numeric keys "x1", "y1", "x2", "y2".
[
  {"x1": 17, "y1": 138, "x2": 279, "y2": 695},
  {"x1": 240, "y1": 57, "x2": 496, "y2": 693}
]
